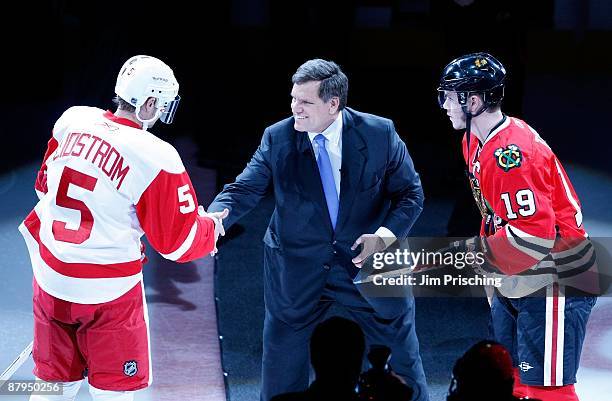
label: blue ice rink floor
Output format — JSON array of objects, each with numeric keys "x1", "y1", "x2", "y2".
[{"x1": 1, "y1": 161, "x2": 611, "y2": 401}]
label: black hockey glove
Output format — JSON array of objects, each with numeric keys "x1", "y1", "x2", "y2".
[{"x1": 439, "y1": 236, "x2": 499, "y2": 274}]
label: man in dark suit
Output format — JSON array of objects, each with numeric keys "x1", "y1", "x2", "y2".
[{"x1": 208, "y1": 59, "x2": 428, "y2": 401}]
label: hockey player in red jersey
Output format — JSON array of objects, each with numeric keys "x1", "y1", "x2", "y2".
[
  {"x1": 20, "y1": 55, "x2": 228, "y2": 401},
  {"x1": 437, "y1": 53, "x2": 598, "y2": 401}
]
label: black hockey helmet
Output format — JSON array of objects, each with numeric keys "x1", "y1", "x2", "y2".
[{"x1": 437, "y1": 52, "x2": 506, "y2": 114}]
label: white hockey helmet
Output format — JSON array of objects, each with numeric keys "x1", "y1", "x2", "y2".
[{"x1": 115, "y1": 55, "x2": 180, "y2": 127}]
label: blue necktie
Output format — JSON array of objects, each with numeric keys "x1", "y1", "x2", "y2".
[{"x1": 314, "y1": 134, "x2": 339, "y2": 229}]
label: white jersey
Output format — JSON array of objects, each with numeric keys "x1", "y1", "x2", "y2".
[{"x1": 19, "y1": 107, "x2": 215, "y2": 303}]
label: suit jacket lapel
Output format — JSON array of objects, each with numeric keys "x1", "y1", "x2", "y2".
[{"x1": 336, "y1": 109, "x2": 367, "y2": 231}]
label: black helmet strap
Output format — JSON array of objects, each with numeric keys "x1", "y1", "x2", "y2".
[
  {"x1": 460, "y1": 93, "x2": 487, "y2": 169},
  {"x1": 464, "y1": 111, "x2": 473, "y2": 171}
]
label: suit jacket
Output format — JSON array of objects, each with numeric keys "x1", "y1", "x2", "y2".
[{"x1": 208, "y1": 108, "x2": 424, "y2": 326}]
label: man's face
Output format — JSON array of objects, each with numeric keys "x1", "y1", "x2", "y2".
[
  {"x1": 291, "y1": 81, "x2": 338, "y2": 133},
  {"x1": 442, "y1": 91, "x2": 467, "y2": 130}
]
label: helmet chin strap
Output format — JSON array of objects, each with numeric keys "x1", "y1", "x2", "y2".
[
  {"x1": 135, "y1": 104, "x2": 162, "y2": 130},
  {"x1": 461, "y1": 100, "x2": 487, "y2": 167}
]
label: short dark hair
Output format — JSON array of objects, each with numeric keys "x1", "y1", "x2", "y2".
[
  {"x1": 292, "y1": 59, "x2": 348, "y2": 110},
  {"x1": 112, "y1": 95, "x2": 136, "y2": 113}
]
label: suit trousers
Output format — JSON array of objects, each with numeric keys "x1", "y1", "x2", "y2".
[{"x1": 261, "y1": 262, "x2": 429, "y2": 401}]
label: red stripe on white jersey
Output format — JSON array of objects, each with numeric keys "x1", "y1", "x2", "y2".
[
  {"x1": 23, "y1": 210, "x2": 142, "y2": 279},
  {"x1": 175, "y1": 215, "x2": 217, "y2": 263}
]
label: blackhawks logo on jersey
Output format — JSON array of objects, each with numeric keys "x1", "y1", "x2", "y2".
[{"x1": 494, "y1": 144, "x2": 522, "y2": 172}]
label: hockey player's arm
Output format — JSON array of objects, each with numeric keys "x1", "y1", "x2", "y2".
[
  {"x1": 136, "y1": 170, "x2": 218, "y2": 263},
  {"x1": 481, "y1": 156, "x2": 556, "y2": 275}
]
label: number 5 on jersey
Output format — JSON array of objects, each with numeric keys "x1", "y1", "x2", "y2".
[
  {"x1": 53, "y1": 167, "x2": 98, "y2": 244},
  {"x1": 178, "y1": 184, "x2": 195, "y2": 214}
]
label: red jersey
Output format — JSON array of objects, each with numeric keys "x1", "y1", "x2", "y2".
[{"x1": 462, "y1": 116, "x2": 597, "y2": 296}]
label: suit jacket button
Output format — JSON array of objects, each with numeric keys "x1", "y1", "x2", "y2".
[
  {"x1": 332, "y1": 240, "x2": 337, "y2": 245},
  {"x1": 323, "y1": 264, "x2": 330, "y2": 270}
]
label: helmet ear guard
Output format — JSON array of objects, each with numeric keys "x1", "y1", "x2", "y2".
[{"x1": 478, "y1": 83, "x2": 505, "y2": 110}]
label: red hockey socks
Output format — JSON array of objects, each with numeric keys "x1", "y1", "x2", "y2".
[
  {"x1": 512, "y1": 368, "x2": 530, "y2": 398},
  {"x1": 524, "y1": 384, "x2": 578, "y2": 401}
]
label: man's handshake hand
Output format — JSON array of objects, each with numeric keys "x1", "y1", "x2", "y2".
[
  {"x1": 351, "y1": 234, "x2": 387, "y2": 268},
  {"x1": 199, "y1": 206, "x2": 229, "y2": 256}
]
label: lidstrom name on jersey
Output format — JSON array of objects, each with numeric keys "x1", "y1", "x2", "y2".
[
  {"x1": 19, "y1": 106, "x2": 217, "y2": 304},
  {"x1": 52, "y1": 126, "x2": 130, "y2": 190}
]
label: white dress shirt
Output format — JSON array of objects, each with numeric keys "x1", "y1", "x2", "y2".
[{"x1": 308, "y1": 112, "x2": 396, "y2": 246}]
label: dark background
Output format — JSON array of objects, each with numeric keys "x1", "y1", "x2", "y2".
[
  {"x1": 1, "y1": 0, "x2": 610, "y2": 233},
  {"x1": 2, "y1": 2, "x2": 611, "y2": 399}
]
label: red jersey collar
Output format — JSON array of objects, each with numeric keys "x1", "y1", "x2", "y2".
[{"x1": 104, "y1": 110, "x2": 142, "y2": 129}]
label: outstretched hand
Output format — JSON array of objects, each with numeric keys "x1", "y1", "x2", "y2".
[
  {"x1": 199, "y1": 206, "x2": 229, "y2": 256},
  {"x1": 351, "y1": 234, "x2": 386, "y2": 268}
]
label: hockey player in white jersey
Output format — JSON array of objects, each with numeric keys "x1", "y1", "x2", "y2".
[{"x1": 19, "y1": 55, "x2": 228, "y2": 401}]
